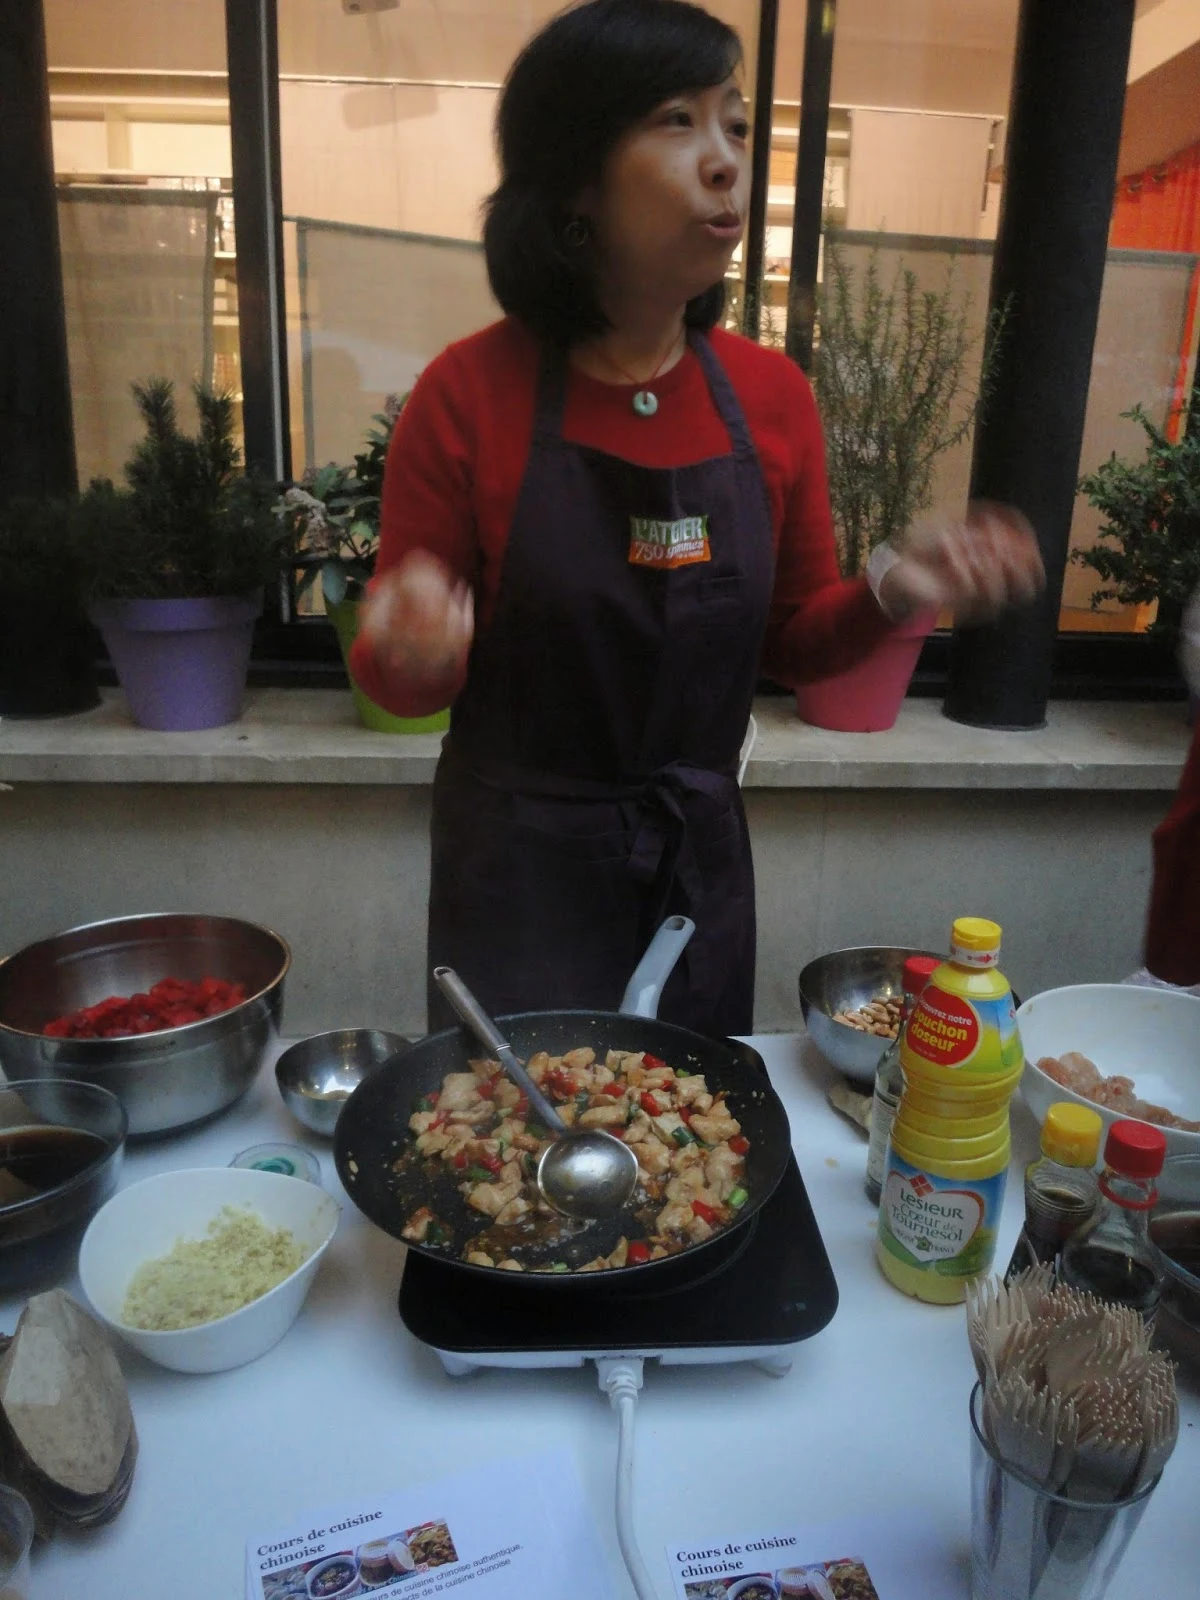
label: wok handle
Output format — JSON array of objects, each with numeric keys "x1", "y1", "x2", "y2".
[
  {"x1": 618, "y1": 916, "x2": 696, "y2": 1018},
  {"x1": 432, "y1": 967, "x2": 566, "y2": 1133}
]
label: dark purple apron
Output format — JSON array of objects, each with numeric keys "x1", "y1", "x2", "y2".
[{"x1": 426, "y1": 331, "x2": 775, "y2": 1037}]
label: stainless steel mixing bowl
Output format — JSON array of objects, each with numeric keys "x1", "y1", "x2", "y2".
[
  {"x1": 275, "y1": 1029, "x2": 408, "y2": 1137},
  {"x1": 798, "y1": 944, "x2": 943, "y2": 1085},
  {"x1": 0, "y1": 914, "x2": 290, "y2": 1136}
]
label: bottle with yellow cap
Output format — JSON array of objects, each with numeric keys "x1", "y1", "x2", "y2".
[
  {"x1": 1003, "y1": 1102, "x2": 1103, "y2": 1282},
  {"x1": 876, "y1": 917, "x2": 1023, "y2": 1303}
]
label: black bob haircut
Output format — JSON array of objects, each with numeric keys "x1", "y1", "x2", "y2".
[{"x1": 483, "y1": 0, "x2": 743, "y2": 348}]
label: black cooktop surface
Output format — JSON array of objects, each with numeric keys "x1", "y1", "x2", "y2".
[{"x1": 398, "y1": 1152, "x2": 839, "y2": 1354}]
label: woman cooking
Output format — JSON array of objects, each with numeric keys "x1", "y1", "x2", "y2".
[{"x1": 350, "y1": 0, "x2": 1043, "y2": 1037}]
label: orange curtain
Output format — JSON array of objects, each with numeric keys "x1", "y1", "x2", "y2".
[{"x1": 1110, "y1": 142, "x2": 1200, "y2": 253}]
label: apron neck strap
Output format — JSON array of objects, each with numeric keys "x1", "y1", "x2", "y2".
[
  {"x1": 530, "y1": 328, "x2": 758, "y2": 457},
  {"x1": 687, "y1": 330, "x2": 756, "y2": 459}
]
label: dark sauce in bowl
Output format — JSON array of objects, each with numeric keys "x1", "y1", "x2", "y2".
[
  {"x1": 0, "y1": 1126, "x2": 109, "y2": 1205},
  {"x1": 1151, "y1": 1210, "x2": 1200, "y2": 1357},
  {"x1": 1151, "y1": 1211, "x2": 1200, "y2": 1279},
  {"x1": 0, "y1": 1111, "x2": 123, "y2": 1291}
]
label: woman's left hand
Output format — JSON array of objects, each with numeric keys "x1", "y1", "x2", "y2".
[{"x1": 879, "y1": 501, "x2": 1045, "y2": 624}]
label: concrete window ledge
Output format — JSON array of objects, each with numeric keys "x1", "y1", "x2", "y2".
[{"x1": 0, "y1": 690, "x2": 1190, "y2": 790}]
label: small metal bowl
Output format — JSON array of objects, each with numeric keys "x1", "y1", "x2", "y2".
[
  {"x1": 798, "y1": 945, "x2": 943, "y2": 1085},
  {"x1": 275, "y1": 1029, "x2": 408, "y2": 1137}
]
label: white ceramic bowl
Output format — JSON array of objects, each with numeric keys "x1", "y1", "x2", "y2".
[
  {"x1": 1017, "y1": 984, "x2": 1200, "y2": 1159},
  {"x1": 387, "y1": 1539, "x2": 415, "y2": 1575},
  {"x1": 79, "y1": 1167, "x2": 339, "y2": 1374}
]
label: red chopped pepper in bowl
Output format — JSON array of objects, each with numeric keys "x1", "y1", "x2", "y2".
[{"x1": 43, "y1": 976, "x2": 249, "y2": 1039}]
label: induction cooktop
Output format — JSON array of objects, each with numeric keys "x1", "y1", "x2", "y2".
[{"x1": 398, "y1": 1151, "x2": 839, "y2": 1376}]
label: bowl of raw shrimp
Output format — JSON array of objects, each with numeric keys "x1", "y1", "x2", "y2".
[{"x1": 1017, "y1": 983, "x2": 1200, "y2": 1159}]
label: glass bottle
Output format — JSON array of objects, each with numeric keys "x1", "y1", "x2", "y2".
[
  {"x1": 1058, "y1": 1118, "x2": 1168, "y2": 1320},
  {"x1": 864, "y1": 955, "x2": 939, "y2": 1204},
  {"x1": 1004, "y1": 1101, "x2": 1102, "y2": 1282}
]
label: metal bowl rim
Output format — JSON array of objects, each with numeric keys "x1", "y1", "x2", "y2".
[
  {"x1": 0, "y1": 1078, "x2": 128, "y2": 1222},
  {"x1": 0, "y1": 912, "x2": 291, "y2": 1045},
  {"x1": 275, "y1": 1028, "x2": 409, "y2": 1066},
  {"x1": 798, "y1": 945, "x2": 944, "y2": 1025}
]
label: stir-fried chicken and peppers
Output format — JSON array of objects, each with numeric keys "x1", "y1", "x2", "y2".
[{"x1": 399, "y1": 1047, "x2": 750, "y2": 1272}]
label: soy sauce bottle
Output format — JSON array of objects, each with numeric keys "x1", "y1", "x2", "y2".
[
  {"x1": 1003, "y1": 1101, "x2": 1102, "y2": 1282},
  {"x1": 1059, "y1": 1119, "x2": 1167, "y2": 1321}
]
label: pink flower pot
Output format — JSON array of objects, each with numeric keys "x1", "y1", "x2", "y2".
[{"x1": 794, "y1": 609, "x2": 937, "y2": 732}]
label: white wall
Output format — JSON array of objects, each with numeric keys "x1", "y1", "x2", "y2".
[
  {"x1": 280, "y1": 82, "x2": 495, "y2": 240},
  {"x1": 0, "y1": 782, "x2": 1161, "y2": 1039},
  {"x1": 1129, "y1": 0, "x2": 1200, "y2": 83}
]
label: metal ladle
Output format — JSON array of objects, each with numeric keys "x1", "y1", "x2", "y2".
[{"x1": 431, "y1": 967, "x2": 641, "y2": 1221}]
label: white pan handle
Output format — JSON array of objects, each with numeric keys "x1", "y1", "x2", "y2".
[{"x1": 618, "y1": 916, "x2": 695, "y2": 1019}]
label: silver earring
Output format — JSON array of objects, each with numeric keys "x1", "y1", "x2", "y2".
[{"x1": 564, "y1": 216, "x2": 590, "y2": 248}]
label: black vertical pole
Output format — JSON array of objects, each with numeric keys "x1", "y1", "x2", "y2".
[
  {"x1": 0, "y1": 1, "x2": 77, "y2": 502},
  {"x1": 742, "y1": 0, "x2": 779, "y2": 342},
  {"x1": 944, "y1": 0, "x2": 1136, "y2": 729},
  {"x1": 785, "y1": 0, "x2": 836, "y2": 372},
  {"x1": 224, "y1": 0, "x2": 290, "y2": 483}
]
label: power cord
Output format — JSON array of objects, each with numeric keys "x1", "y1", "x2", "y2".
[{"x1": 595, "y1": 1358, "x2": 662, "y2": 1600}]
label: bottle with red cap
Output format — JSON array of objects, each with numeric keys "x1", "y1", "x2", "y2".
[
  {"x1": 864, "y1": 955, "x2": 939, "y2": 1204},
  {"x1": 1058, "y1": 1118, "x2": 1168, "y2": 1321}
]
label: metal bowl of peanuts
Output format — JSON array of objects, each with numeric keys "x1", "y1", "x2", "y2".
[{"x1": 798, "y1": 945, "x2": 943, "y2": 1085}]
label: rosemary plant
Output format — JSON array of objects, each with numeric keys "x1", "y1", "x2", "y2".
[{"x1": 814, "y1": 240, "x2": 1001, "y2": 576}]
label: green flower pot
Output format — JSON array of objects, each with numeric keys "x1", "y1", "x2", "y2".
[{"x1": 325, "y1": 594, "x2": 450, "y2": 735}]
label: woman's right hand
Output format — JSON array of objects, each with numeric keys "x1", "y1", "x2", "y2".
[{"x1": 357, "y1": 551, "x2": 475, "y2": 689}]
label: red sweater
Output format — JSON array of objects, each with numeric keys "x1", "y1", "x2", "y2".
[{"x1": 349, "y1": 318, "x2": 894, "y2": 718}]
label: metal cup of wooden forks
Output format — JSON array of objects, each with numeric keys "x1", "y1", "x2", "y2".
[{"x1": 969, "y1": 1384, "x2": 1160, "y2": 1600}]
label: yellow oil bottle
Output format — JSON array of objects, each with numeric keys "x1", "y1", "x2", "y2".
[{"x1": 876, "y1": 916, "x2": 1023, "y2": 1304}]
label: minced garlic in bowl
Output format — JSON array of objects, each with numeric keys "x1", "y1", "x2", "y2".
[{"x1": 121, "y1": 1205, "x2": 306, "y2": 1331}]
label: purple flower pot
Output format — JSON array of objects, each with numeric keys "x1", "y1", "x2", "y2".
[{"x1": 90, "y1": 593, "x2": 262, "y2": 732}]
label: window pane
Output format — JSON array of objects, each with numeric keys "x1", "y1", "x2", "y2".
[
  {"x1": 1063, "y1": 245, "x2": 1200, "y2": 633},
  {"x1": 763, "y1": 0, "x2": 1199, "y2": 635},
  {"x1": 45, "y1": 0, "x2": 238, "y2": 479},
  {"x1": 278, "y1": 0, "x2": 759, "y2": 474}
]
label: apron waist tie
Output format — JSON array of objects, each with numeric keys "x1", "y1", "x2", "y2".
[{"x1": 440, "y1": 743, "x2": 739, "y2": 939}]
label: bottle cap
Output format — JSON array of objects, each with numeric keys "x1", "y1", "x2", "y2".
[
  {"x1": 949, "y1": 917, "x2": 1002, "y2": 967},
  {"x1": 1041, "y1": 1102, "x2": 1103, "y2": 1167},
  {"x1": 231, "y1": 1143, "x2": 322, "y2": 1184},
  {"x1": 1103, "y1": 1119, "x2": 1167, "y2": 1179},
  {"x1": 901, "y1": 955, "x2": 940, "y2": 996},
  {"x1": 951, "y1": 917, "x2": 1002, "y2": 952}
]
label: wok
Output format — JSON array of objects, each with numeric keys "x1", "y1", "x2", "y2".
[{"x1": 334, "y1": 923, "x2": 793, "y2": 1286}]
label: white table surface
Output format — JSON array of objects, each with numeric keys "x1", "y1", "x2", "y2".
[{"x1": 8, "y1": 1032, "x2": 1198, "y2": 1599}]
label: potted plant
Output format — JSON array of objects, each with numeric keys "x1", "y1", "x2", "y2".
[
  {"x1": 1074, "y1": 389, "x2": 1200, "y2": 659},
  {"x1": 277, "y1": 396, "x2": 450, "y2": 734},
  {"x1": 0, "y1": 496, "x2": 99, "y2": 717},
  {"x1": 800, "y1": 240, "x2": 1001, "y2": 731},
  {"x1": 73, "y1": 379, "x2": 286, "y2": 731}
]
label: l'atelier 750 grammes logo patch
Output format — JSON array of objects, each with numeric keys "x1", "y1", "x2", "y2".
[{"x1": 628, "y1": 514, "x2": 712, "y2": 569}]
